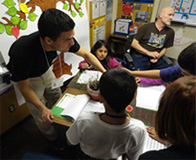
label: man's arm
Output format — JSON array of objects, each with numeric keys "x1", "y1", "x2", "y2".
[
  {"x1": 150, "y1": 48, "x2": 167, "y2": 63},
  {"x1": 130, "y1": 69, "x2": 161, "y2": 80},
  {"x1": 159, "y1": 48, "x2": 167, "y2": 58},
  {"x1": 75, "y1": 46, "x2": 106, "y2": 72},
  {"x1": 131, "y1": 39, "x2": 159, "y2": 59},
  {"x1": 17, "y1": 79, "x2": 54, "y2": 123}
]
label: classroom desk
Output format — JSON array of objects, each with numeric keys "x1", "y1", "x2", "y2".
[{"x1": 53, "y1": 72, "x2": 157, "y2": 127}]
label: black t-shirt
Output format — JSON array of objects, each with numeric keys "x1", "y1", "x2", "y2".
[
  {"x1": 134, "y1": 22, "x2": 174, "y2": 53},
  {"x1": 7, "y1": 32, "x2": 80, "y2": 81},
  {"x1": 139, "y1": 145, "x2": 195, "y2": 160}
]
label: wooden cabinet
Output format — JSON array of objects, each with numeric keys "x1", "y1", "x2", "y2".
[{"x1": 0, "y1": 89, "x2": 29, "y2": 135}]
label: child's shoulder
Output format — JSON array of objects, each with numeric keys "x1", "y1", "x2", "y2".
[
  {"x1": 76, "y1": 112, "x2": 99, "y2": 123},
  {"x1": 129, "y1": 118, "x2": 146, "y2": 130}
]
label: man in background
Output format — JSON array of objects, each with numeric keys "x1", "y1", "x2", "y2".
[
  {"x1": 131, "y1": 7, "x2": 175, "y2": 70},
  {"x1": 130, "y1": 42, "x2": 196, "y2": 82}
]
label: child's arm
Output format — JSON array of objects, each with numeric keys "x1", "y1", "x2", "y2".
[
  {"x1": 139, "y1": 77, "x2": 167, "y2": 85},
  {"x1": 78, "y1": 60, "x2": 92, "y2": 70}
]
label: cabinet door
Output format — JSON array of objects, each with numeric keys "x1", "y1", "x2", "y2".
[{"x1": 0, "y1": 90, "x2": 29, "y2": 135}]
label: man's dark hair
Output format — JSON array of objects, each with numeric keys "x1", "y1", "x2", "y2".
[
  {"x1": 99, "y1": 68, "x2": 137, "y2": 113},
  {"x1": 178, "y1": 42, "x2": 196, "y2": 75},
  {"x1": 38, "y1": 8, "x2": 75, "y2": 41}
]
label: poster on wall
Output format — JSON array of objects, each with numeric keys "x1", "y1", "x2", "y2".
[
  {"x1": 171, "y1": 0, "x2": 196, "y2": 26},
  {"x1": 93, "y1": 0, "x2": 100, "y2": 19},
  {"x1": 100, "y1": 0, "x2": 106, "y2": 17},
  {"x1": 0, "y1": 0, "x2": 90, "y2": 82},
  {"x1": 106, "y1": 0, "x2": 113, "y2": 22},
  {"x1": 92, "y1": 17, "x2": 106, "y2": 44}
]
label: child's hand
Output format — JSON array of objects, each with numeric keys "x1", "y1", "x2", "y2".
[
  {"x1": 81, "y1": 63, "x2": 90, "y2": 69},
  {"x1": 135, "y1": 77, "x2": 140, "y2": 84},
  {"x1": 147, "y1": 127, "x2": 170, "y2": 145}
]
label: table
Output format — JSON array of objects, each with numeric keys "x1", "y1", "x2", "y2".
[{"x1": 53, "y1": 72, "x2": 157, "y2": 127}]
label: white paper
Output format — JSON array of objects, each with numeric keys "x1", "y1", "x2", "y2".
[
  {"x1": 12, "y1": 82, "x2": 26, "y2": 106},
  {"x1": 136, "y1": 84, "x2": 166, "y2": 111},
  {"x1": 84, "y1": 99, "x2": 105, "y2": 113},
  {"x1": 77, "y1": 70, "x2": 102, "y2": 84},
  {"x1": 143, "y1": 134, "x2": 167, "y2": 153},
  {"x1": 100, "y1": 0, "x2": 106, "y2": 16},
  {"x1": 93, "y1": 0, "x2": 100, "y2": 19}
]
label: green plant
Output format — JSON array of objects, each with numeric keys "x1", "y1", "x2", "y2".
[
  {"x1": 88, "y1": 73, "x2": 100, "y2": 91},
  {"x1": 89, "y1": 79, "x2": 99, "y2": 91}
]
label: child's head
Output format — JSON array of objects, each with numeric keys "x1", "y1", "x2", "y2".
[
  {"x1": 178, "y1": 42, "x2": 196, "y2": 76},
  {"x1": 99, "y1": 68, "x2": 137, "y2": 113},
  {"x1": 156, "y1": 76, "x2": 196, "y2": 146},
  {"x1": 91, "y1": 40, "x2": 114, "y2": 68}
]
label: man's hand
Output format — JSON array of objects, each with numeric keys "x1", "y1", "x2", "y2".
[
  {"x1": 150, "y1": 58, "x2": 158, "y2": 63},
  {"x1": 41, "y1": 108, "x2": 54, "y2": 123},
  {"x1": 147, "y1": 51, "x2": 159, "y2": 59}
]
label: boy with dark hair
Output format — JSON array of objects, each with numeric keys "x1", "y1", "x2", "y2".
[{"x1": 66, "y1": 68, "x2": 146, "y2": 160}]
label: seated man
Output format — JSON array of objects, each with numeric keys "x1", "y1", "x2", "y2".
[
  {"x1": 131, "y1": 7, "x2": 175, "y2": 70},
  {"x1": 130, "y1": 42, "x2": 196, "y2": 83}
]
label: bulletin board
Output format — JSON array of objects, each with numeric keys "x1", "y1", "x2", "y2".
[
  {"x1": 89, "y1": 0, "x2": 112, "y2": 48},
  {"x1": 171, "y1": 0, "x2": 196, "y2": 26},
  {"x1": 122, "y1": 0, "x2": 155, "y2": 28}
]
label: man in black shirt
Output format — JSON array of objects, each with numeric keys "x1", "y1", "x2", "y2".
[
  {"x1": 7, "y1": 9, "x2": 106, "y2": 144},
  {"x1": 131, "y1": 7, "x2": 175, "y2": 70}
]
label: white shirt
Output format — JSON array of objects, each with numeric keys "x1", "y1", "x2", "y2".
[{"x1": 66, "y1": 112, "x2": 146, "y2": 160}]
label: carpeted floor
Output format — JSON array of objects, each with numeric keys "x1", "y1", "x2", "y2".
[{"x1": 0, "y1": 115, "x2": 79, "y2": 160}]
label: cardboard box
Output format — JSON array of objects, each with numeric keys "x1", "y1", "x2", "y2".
[{"x1": 114, "y1": 18, "x2": 133, "y2": 35}]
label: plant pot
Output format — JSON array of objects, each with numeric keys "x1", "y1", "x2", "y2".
[{"x1": 87, "y1": 82, "x2": 100, "y2": 101}]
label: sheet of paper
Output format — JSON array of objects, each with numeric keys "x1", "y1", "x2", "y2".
[
  {"x1": 143, "y1": 134, "x2": 167, "y2": 153},
  {"x1": 84, "y1": 99, "x2": 105, "y2": 113},
  {"x1": 136, "y1": 84, "x2": 166, "y2": 111},
  {"x1": 77, "y1": 70, "x2": 102, "y2": 84}
]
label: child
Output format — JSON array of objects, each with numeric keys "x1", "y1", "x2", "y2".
[
  {"x1": 78, "y1": 40, "x2": 122, "y2": 70},
  {"x1": 79, "y1": 40, "x2": 167, "y2": 85},
  {"x1": 139, "y1": 76, "x2": 196, "y2": 159},
  {"x1": 66, "y1": 68, "x2": 146, "y2": 160}
]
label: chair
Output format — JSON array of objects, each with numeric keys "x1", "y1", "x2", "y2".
[{"x1": 122, "y1": 34, "x2": 136, "y2": 70}]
